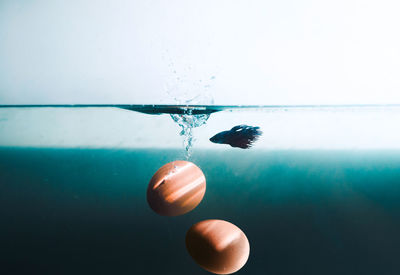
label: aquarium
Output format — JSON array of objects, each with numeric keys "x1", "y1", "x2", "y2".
[{"x1": 0, "y1": 105, "x2": 399, "y2": 274}]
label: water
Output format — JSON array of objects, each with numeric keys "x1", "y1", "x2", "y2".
[
  {"x1": 0, "y1": 105, "x2": 400, "y2": 274},
  {"x1": 170, "y1": 109, "x2": 210, "y2": 159}
]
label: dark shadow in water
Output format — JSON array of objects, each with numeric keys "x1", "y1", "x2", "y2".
[{"x1": 0, "y1": 148, "x2": 399, "y2": 274}]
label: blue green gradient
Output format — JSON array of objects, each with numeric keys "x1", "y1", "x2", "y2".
[{"x1": 0, "y1": 148, "x2": 399, "y2": 274}]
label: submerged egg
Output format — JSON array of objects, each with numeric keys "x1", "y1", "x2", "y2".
[
  {"x1": 186, "y1": 219, "x2": 250, "y2": 274},
  {"x1": 147, "y1": 160, "x2": 206, "y2": 216}
]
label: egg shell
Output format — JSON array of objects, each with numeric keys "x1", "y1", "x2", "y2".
[
  {"x1": 186, "y1": 219, "x2": 250, "y2": 274},
  {"x1": 147, "y1": 160, "x2": 206, "y2": 216}
]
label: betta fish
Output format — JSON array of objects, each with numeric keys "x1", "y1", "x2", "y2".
[{"x1": 209, "y1": 125, "x2": 262, "y2": 149}]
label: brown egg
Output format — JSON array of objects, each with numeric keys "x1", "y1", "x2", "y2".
[
  {"x1": 186, "y1": 219, "x2": 250, "y2": 274},
  {"x1": 147, "y1": 160, "x2": 206, "y2": 216}
]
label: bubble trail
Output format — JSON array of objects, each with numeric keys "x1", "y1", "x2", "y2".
[{"x1": 170, "y1": 108, "x2": 209, "y2": 159}]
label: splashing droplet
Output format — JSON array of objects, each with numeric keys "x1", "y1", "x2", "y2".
[
  {"x1": 163, "y1": 61, "x2": 216, "y2": 158},
  {"x1": 170, "y1": 109, "x2": 210, "y2": 159}
]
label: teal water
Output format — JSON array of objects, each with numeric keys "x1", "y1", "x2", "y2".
[{"x1": 1, "y1": 148, "x2": 399, "y2": 274}]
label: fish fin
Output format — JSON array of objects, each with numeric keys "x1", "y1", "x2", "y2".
[{"x1": 231, "y1": 125, "x2": 248, "y2": 131}]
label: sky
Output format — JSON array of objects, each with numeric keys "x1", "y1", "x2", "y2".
[{"x1": 1, "y1": 0, "x2": 400, "y2": 105}]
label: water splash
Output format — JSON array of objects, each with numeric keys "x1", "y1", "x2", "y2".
[
  {"x1": 163, "y1": 59, "x2": 216, "y2": 105},
  {"x1": 170, "y1": 108, "x2": 210, "y2": 159},
  {"x1": 162, "y1": 59, "x2": 216, "y2": 158}
]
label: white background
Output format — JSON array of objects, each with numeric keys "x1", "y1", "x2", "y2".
[{"x1": 1, "y1": 0, "x2": 400, "y2": 105}]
